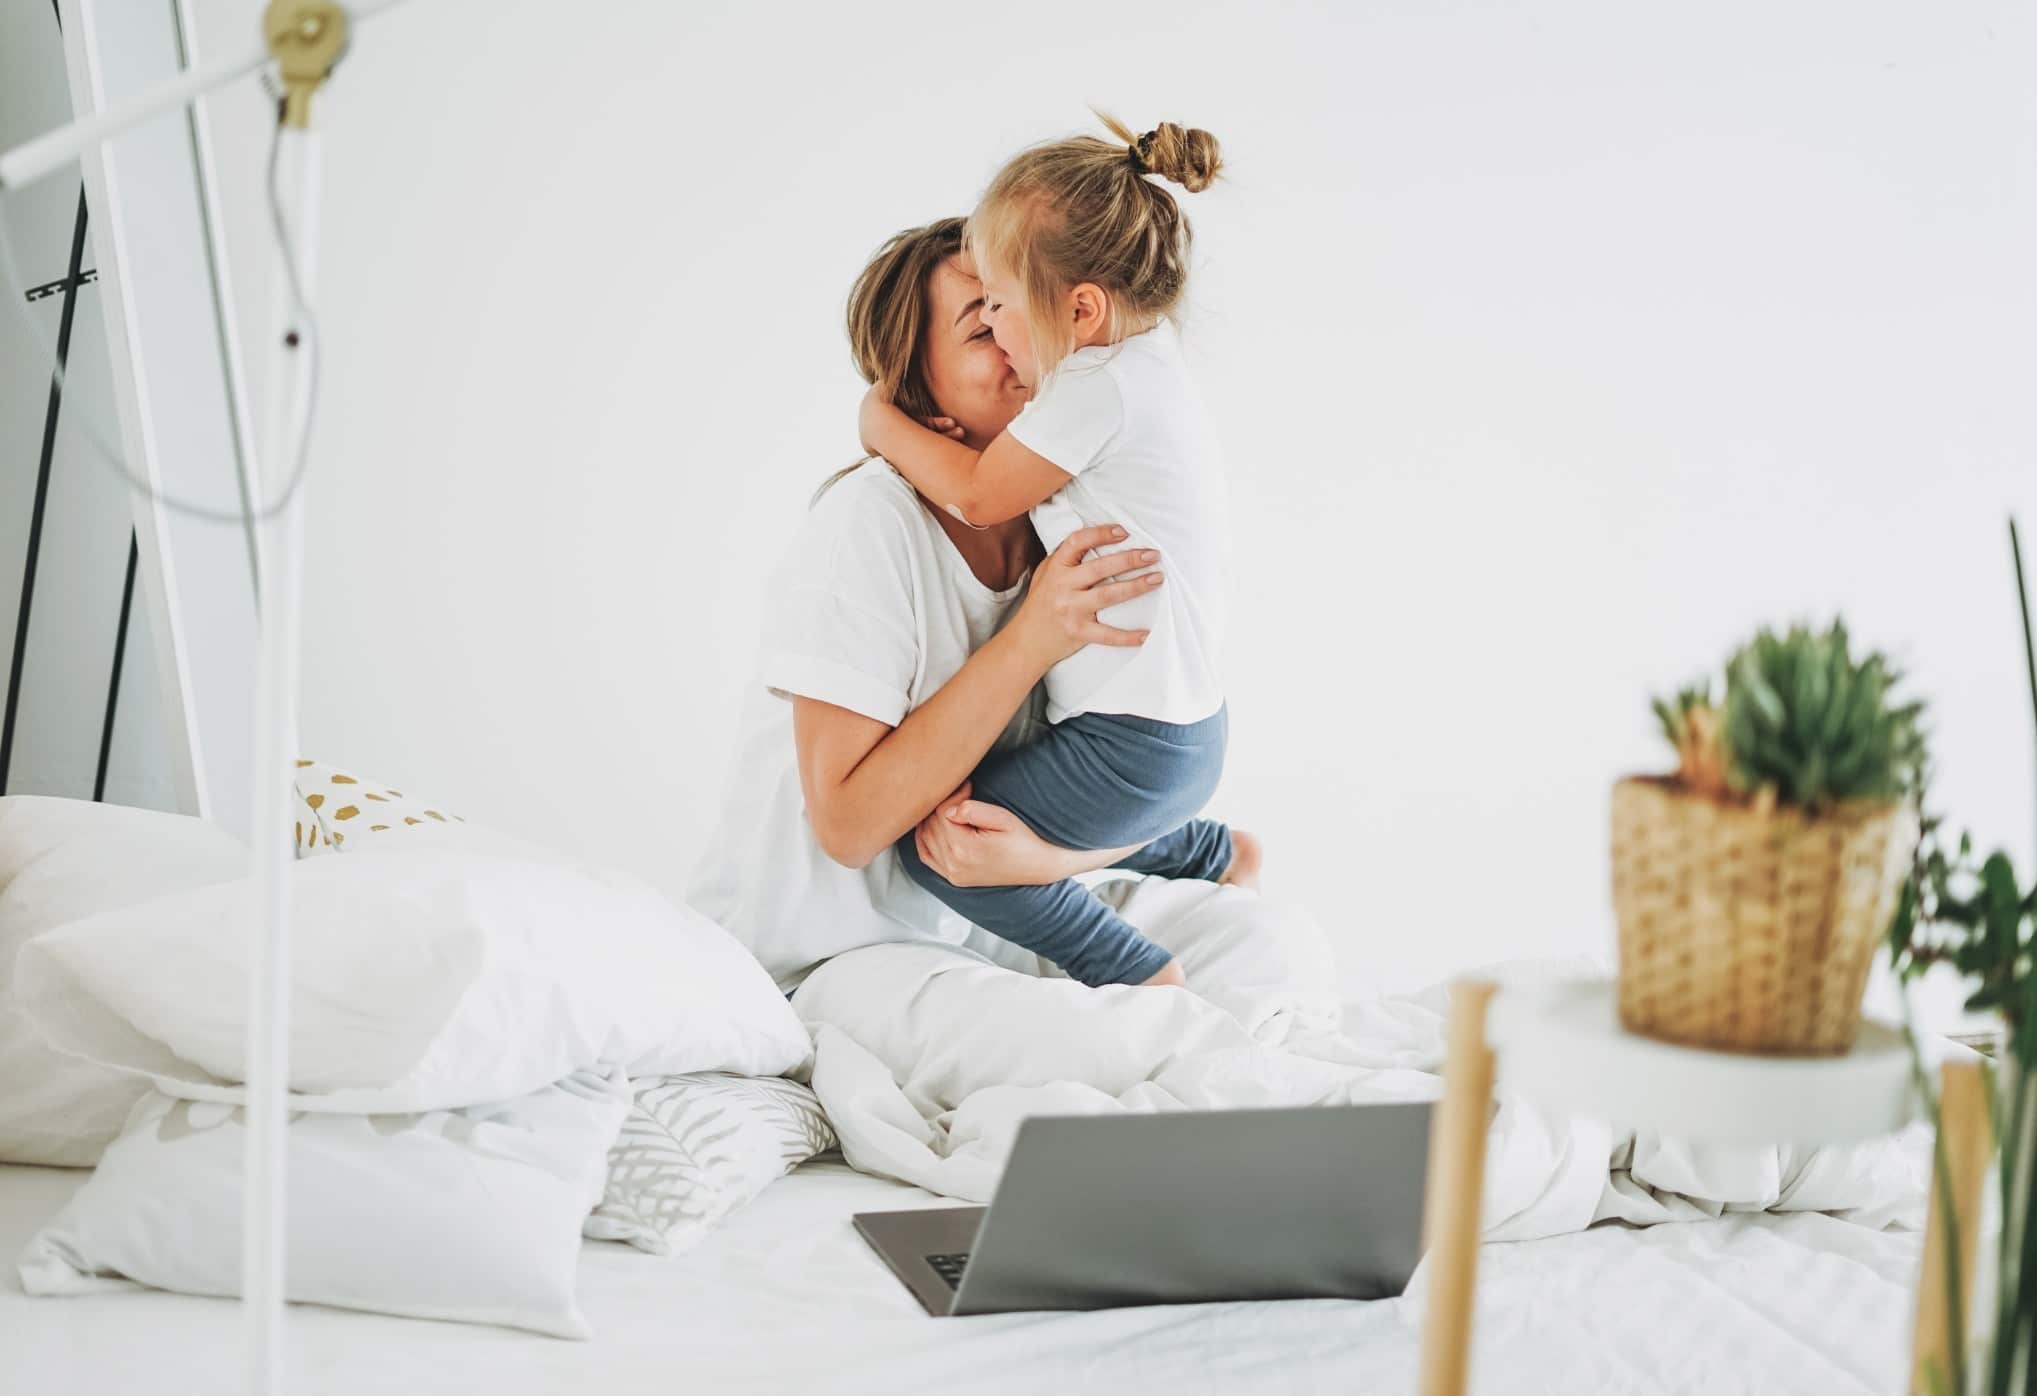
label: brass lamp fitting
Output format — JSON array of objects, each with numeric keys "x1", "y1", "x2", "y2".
[{"x1": 264, "y1": 0, "x2": 349, "y2": 129}]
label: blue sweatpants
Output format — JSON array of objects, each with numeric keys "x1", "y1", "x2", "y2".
[{"x1": 893, "y1": 706, "x2": 1231, "y2": 986}]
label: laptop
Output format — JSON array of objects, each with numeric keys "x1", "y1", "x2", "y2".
[{"x1": 853, "y1": 1101, "x2": 1434, "y2": 1317}]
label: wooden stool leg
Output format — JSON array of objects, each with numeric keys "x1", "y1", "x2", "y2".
[
  {"x1": 1912, "y1": 1058, "x2": 1990, "y2": 1395},
  {"x1": 1419, "y1": 978, "x2": 1498, "y2": 1396}
]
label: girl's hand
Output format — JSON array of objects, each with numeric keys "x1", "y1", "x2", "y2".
[
  {"x1": 920, "y1": 416, "x2": 966, "y2": 441},
  {"x1": 916, "y1": 793, "x2": 1090, "y2": 888},
  {"x1": 1012, "y1": 524, "x2": 1162, "y2": 669}
]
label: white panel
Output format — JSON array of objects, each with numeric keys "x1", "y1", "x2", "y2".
[
  {"x1": 59, "y1": 0, "x2": 260, "y2": 834},
  {"x1": 0, "y1": 1, "x2": 178, "y2": 809}
]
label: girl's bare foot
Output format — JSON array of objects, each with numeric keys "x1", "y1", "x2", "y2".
[
  {"x1": 1220, "y1": 829, "x2": 1263, "y2": 890},
  {"x1": 1140, "y1": 959, "x2": 1187, "y2": 987}
]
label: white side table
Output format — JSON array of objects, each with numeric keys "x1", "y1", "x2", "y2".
[{"x1": 1414, "y1": 978, "x2": 1988, "y2": 1396}]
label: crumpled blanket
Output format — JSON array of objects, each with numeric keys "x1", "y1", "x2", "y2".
[{"x1": 795, "y1": 876, "x2": 1926, "y2": 1241}]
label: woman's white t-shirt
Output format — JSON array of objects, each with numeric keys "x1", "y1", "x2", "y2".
[
  {"x1": 688, "y1": 461, "x2": 1047, "y2": 992},
  {"x1": 1005, "y1": 318, "x2": 1231, "y2": 725}
]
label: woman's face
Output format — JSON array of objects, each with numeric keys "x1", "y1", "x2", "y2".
[
  {"x1": 976, "y1": 259, "x2": 1040, "y2": 388},
  {"x1": 919, "y1": 256, "x2": 1030, "y2": 446}
]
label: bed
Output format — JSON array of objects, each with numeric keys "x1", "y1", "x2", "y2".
[
  {"x1": 0, "y1": 797, "x2": 1931, "y2": 1393},
  {"x1": 2, "y1": 1155, "x2": 1920, "y2": 1395}
]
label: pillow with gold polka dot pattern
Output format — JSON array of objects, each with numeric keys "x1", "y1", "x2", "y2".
[{"x1": 291, "y1": 759, "x2": 468, "y2": 859}]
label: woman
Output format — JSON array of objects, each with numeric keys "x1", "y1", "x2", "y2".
[{"x1": 690, "y1": 218, "x2": 1256, "y2": 994}]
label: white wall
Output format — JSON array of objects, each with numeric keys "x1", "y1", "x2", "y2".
[{"x1": 192, "y1": 0, "x2": 2037, "y2": 999}]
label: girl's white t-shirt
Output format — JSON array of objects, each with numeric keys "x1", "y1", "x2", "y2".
[
  {"x1": 1005, "y1": 318, "x2": 1231, "y2": 725},
  {"x1": 688, "y1": 461, "x2": 1048, "y2": 993}
]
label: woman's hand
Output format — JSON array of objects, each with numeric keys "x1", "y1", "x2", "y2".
[
  {"x1": 914, "y1": 792, "x2": 1060, "y2": 888},
  {"x1": 915, "y1": 785, "x2": 1143, "y2": 887},
  {"x1": 1011, "y1": 524, "x2": 1163, "y2": 670}
]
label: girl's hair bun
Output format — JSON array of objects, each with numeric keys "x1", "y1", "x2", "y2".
[{"x1": 1134, "y1": 123, "x2": 1222, "y2": 193}]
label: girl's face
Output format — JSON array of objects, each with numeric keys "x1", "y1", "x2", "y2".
[
  {"x1": 921, "y1": 257, "x2": 1031, "y2": 443},
  {"x1": 975, "y1": 259, "x2": 1039, "y2": 389}
]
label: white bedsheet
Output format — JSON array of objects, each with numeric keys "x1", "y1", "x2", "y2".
[{"x1": 0, "y1": 1157, "x2": 1919, "y2": 1395}]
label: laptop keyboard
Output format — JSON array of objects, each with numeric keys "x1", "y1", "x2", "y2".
[{"x1": 925, "y1": 1252, "x2": 970, "y2": 1291}]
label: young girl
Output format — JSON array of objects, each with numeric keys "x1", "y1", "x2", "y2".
[{"x1": 858, "y1": 115, "x2": 1241, "y2": 990}]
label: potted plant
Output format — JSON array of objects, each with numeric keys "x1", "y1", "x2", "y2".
[
  {"x1": 1887, "y1": 519, "x2": 2037, "y2": 1395},
  {"x1": 1615, "y1": 621, "x2": 1925, "y2": 1054}
]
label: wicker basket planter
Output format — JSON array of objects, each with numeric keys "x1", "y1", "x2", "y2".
[{"x1": 1611, "y1": 775, "x2": 1920, "y2": 1055}]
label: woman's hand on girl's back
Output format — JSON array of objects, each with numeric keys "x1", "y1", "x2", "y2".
[{"x1": 1013, "y1": 524, "x2": 1163, "y2": 670}]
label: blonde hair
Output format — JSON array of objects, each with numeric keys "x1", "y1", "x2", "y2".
[
  {"x1": 965, "y1": 113, "x2": 1222, "y2": 375},
  {"x1": 820, "y1": 217, "x2": 967, "y2": 502}
]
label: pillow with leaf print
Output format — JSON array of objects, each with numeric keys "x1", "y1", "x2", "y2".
[{"x1": 584, "y1": 1072, "x2": 837, "y2": 1257}]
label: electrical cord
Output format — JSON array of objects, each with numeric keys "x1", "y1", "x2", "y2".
[{"x1": 0, "y1": 95, "x2": 320, "y2": 526}]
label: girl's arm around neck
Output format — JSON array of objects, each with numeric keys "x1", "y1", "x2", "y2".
[{"x1": 860, "y1": 389, "x2": 1071, "y2": 528}]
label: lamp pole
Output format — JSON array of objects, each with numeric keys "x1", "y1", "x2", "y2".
[{"x1": 244, "y1": 10, "x2": 344, "y2": 1392}]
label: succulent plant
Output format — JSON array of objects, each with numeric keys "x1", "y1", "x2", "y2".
[
  {"x1": 1650, "y1": 681, "x2": 1730, "y2": 799},
  {"x1": 1653, "y1": 620, "x2": 1925, "y2": 813},
  {"x1": 1720, "y1": 622, "x2": 1924, "y2": 812}
]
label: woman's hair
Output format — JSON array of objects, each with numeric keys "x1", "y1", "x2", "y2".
[
  {"x1": 966, "y1": 113, "x2": 1222, "y2": 376},
  {"x1": 818, "y1": 217, "x2": 967, "y2": 503}
]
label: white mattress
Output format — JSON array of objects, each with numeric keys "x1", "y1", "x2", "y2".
[{"x1": 0, "y1": 1157, "x2": 1920, "y2": 1395}]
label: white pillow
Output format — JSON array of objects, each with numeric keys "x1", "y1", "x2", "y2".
[
  {"x1": 18, "y1": 1064, "x2": 630, "y2": 1339},
  {"x1": 14, "y1": 846, "x2": 813, "y2": 1113},
  {"x1": 586, "y1": 1072, "x2": 836, "y2": 1256},
  {"x1": 0, "y1": 796, "x2": 247, "y2": 1166}
]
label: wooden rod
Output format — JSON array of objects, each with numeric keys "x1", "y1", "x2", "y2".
[
  {"x1": 1419, "y1": 978, "x2": 1498, "y2": 1396},
  {"x1": 1911, "y1": 1057, "x2": 1990, "y2": 1395}
]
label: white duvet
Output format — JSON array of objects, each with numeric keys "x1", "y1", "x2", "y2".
[{"x1": 796, "y1": 876, "x2": 1927, "y2": 1241}]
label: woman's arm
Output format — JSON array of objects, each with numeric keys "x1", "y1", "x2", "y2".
[
  {"x1": 793, "y1": 624, "x2": 1045, "y2": 868},
  {"x1": 795, "y1": 524, "x2": 1165, "y2": 868},
  {"x1": 860, "y1": 390, "x2": 1071, "y2": 528}
]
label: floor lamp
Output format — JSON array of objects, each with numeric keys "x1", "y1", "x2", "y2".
[{"x1": 1, "y1": 2, "x2": 419, "y2": 1391}]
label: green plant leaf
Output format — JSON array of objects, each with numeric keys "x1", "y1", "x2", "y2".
[
  {"x1": 1650, "y1": 695, "x2": 1679, "y2": 747},
  {"x1": 2018, "y1": 960, "x2": 2037, "y2": 1068},
  {"x1": 1740, "y1": 667, "x2": 1787, "y2": 728},
  {"x1": 1984, "y1": 853, "x2": 2023, "y2": 962},
  {"x1": 1969, "y1": 982, "x2": 2009, "y2": 1013},
  {"x1": 1889, "y1": 875, "x2": 1920, "y2": 967}
]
